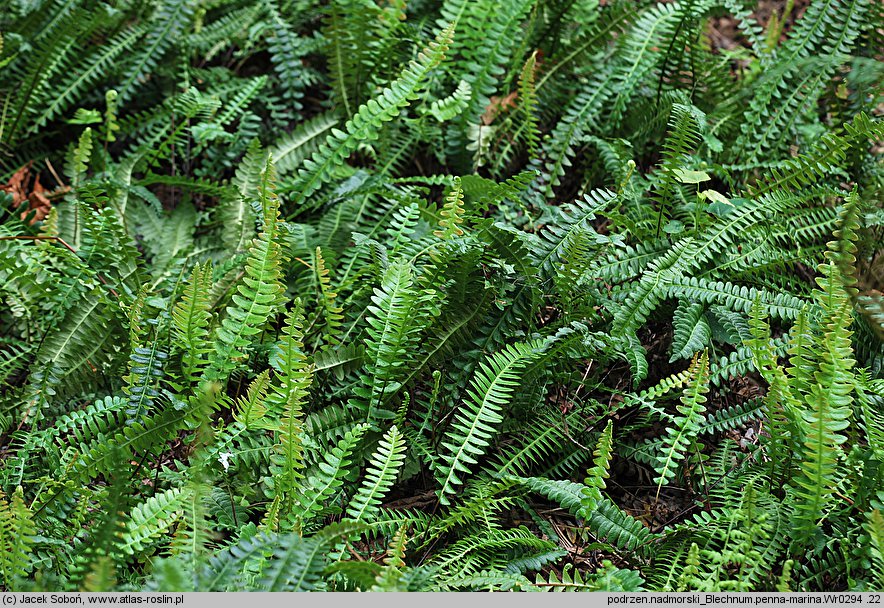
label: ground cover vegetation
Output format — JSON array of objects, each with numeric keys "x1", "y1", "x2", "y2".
[{"x1": 0, "y1": 0, "x2": 882, "y2": 592}]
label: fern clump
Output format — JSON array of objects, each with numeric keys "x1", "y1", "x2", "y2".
[{"x1": 0, "y1": 0, "x2": 881, "y2": 593}]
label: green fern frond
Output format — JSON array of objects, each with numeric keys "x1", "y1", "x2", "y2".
[
  {"x1": 436, "y1": 339, "x2": 547, "y2": 505},
  {"x1": 789, "y1": 193, "x2": 860, "y2": 542},
  {"x1": 271, "y1": 112, "x2": 339, "y2": 176},
  {"x1": 653, "y1": 351, "x2": 710, "y2": 493},
  {"x1": 425, "y1": 80, "x2": 472, "y2": 122},
  {"x1": 535, "y1": 561, "x2": 644, "y2": 592},
  {"x1": 517, "y1": 51, "x2": 540, "y2": 158},
  {"x1": 314, "y1": 247, "x2": 344, "y2": 346},
  {"x1": 119, "y1": 487, "x2": 189, "y2": 558},
  {"x1": 266, "y1": 302, "x2": 313, "y2": 503},
  {"x1": 115, "y1": 0, "x2": 197, "y2": 105},
  {"x1": 286, "y1": 424, "x2": 368, "y2": 533},
  {"x1": 171, "y1": 262, "x2": 213, "y2": 386},
  {"x1": 582, "y1": 419, "x2": 615, "y2": 514},
  {"x1": 441, "y1": 571, "x2": 536, "y2": 592},
  {"x1": 287, "y1": 24, "x2": 453, "y2": 210},
  {"x1": 865, "y1": 510, "x2": 884, "y2": 590},
  {"x1": 532, "y1": 189, "x2": 617, "y2": 279},
  {"x1": 434, "y1": 177, "x2": 466, "y2": 239},
  {"x1": 207, "y1": 157, "x2": 286, "y2": 383},
  {"x1": 349, "y1": 260, "x2": 438, "y2": 422},
  {"x1": 670, "y1": 300, "x2": 711, "y2": 362},
  {"x1": 346, "y1": 425, "x2": 406, "y2": 524},
  {"x1": 0, "y1": 487, "x2": 36, "y2": 590}
]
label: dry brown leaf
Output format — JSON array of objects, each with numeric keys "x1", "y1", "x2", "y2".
[
  {"x1": 481, "y1": 91, "x2": 518, "y2": 125},
  {"x1": 2, "y1": 162, "x2": 56, "y2": 223},
  {"x1": 1, "y1": 163, "x2": 30, "y2": 206}
]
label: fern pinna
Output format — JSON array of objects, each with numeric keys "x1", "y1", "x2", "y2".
[{"x1": 0, "y1": 0, "x2": 882, "y2": 593}]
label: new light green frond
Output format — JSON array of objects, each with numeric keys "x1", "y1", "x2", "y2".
[
  {"x1": 171, "y1": 262, "x2": 213, "y2": 385},
  {"x1": 426, "y1": 80, "x2": 471, "y2": 122},
  {"x1": 434, "y1": 177, "x2": 466, "y2": 239},
  {"x1": 864, "y1": 510, "x2": 884, "y2": 590},
  {"x1": 314, "y1": 247, "x2": 344, "y2": 346},
  {"x1": 582, "y1": 420, "x2": 615, "y2": 514},
  {"x1": 517, "y1": 51, "x2": 540, "y2": 158},
  {"x1": 207, "y1": 158, "x2": 287, "y2": 382},
  {"x1": 789, "y1": 194, "x2": 860, "y2": 541},
  {"x1": 287, "y1": 424, "x2": 368, "y2": 532},
  {"x1": 0, "y1": 487, "x2": 36, "y2": 590},
  {"x1": 267, "y1": 302, "x2": 313, "y2": 502}
]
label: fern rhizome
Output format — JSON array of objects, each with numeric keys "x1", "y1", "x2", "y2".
[{"x1": 0, "y1": 0, "x2": 882, "y2": 593}]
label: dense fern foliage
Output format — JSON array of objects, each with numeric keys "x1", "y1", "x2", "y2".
[{"x1": 1, "y1": 0, "x2": 882, "y2": 592}]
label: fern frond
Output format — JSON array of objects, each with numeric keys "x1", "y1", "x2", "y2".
[
  {"x1": 789, "y1": 193, "x2": 860, "y2": 542},
  {"x1": 0, "y1": 487, "x2": 36, "y2": 589},
  {"x1": 670, "y1": 301, "x2": 711, "y2": 362},
  {"x1": 286, "y1": 424, "x2": 368, "y2": 532},
  {"x1": 582, "y1": 419, "x2": 615, "y2": 514},
  {"x1": 346, "y1": 425, "x2": 407, "y2": 523},
  {"x1": 434, "y1": 177, "x2": 466, "y2": 239},
  {"x1": 115, "y1": 0, "x2": 197, "y2": 105},
  {"x1": 535, "y1": 562, "x2": 644, "y2": 592},
  {"x1": 207, "y1": 158, "x2": 286, "y2": 382},
  {"x1": 531, "y1": 189, "x2": 617, "y2": 278},
  {"x1": 171, "y1": 262, "x2": 214, "y2": 386},
  {"x1": 271, "y1": 112, "x2": 339, "y2": 176},
  {"x1": 266, "y1": 302, "x2": 313, "y2": 503},
  {"x1": 436, "y1": 339, "x2": 546, "y2": 505},
  {"x1": 286, "y1": 24, "x2": 453, "y2": 211},
  {"x1": 313, "y1": 247, "x2": 344, "y2": 346},
  {"x1": 517, "y1": 51, "x2": 541, "y2": 158},
  {"x1": 653, "y1": 351, "x2": 710, "y2": 493},
  {"x1": 120, "y1": 488, "x2": 189, "y2": 558},
  {"x1": 349, "y1": 260, "x2": 438, "y2": 422}
]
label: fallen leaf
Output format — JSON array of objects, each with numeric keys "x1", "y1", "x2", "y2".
[
  {"x1": 2, "y1": 162, "x2": 56, "y2": 223},
  {"x1": 482, "y1": 91, "x2": 518, "y2": 125},
  {"x1": 1, "y1": 163, "x2": 30, "y2": 206},
  {"x1": 674, "y1": 168, "x2": 711, "y2": 184}
]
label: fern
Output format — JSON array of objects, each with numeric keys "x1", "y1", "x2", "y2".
[
  {"x1": 349, "y1": 260, "x2": 438, "y2": 422},
  {"x1": 535, "y1": 562, "x2": 644, "y2": 592},
  {"x1": 2, "y1": 0, "x2": 882, "y2": 592},
  {"x1": 171, "y1": 262, "x2": 213, "y2": 386},
  {"x1": 789, "y1": 194, "x2": 860, "y2": 541},
  {"x1": 653, "y1": 351, "x2": 710, "y2": 492},
  {"x1": 267, "y1": 302, "x2": 313, "y2": 503},
  {"x1": 582, "y1": 420, "x2": 615, "y2": 514},
  {"x1": 119, "y1": 488, "x2": 189, "y2": 557},
  {"x1": 115, "y1": 0, "x2": 197, "y2": 105},
  {"x1": 345, "y1": 424, "x2": 406, "y2": 524},
  {"x1": 0, "y1": 487, "x2": 36, "y2": 590},
  {"x1": 670, "y1": 300, "x2": 711, "y2": 362},
  {"x1": 436, "y1": 339, "x2": 547, "y2": 505},
  {"x1": 286, "y1": 24, "x2": 454, "y2": 210},
  {"x1": 207, "y1": 158, "x2": 286, "y2": 382},
  {"x1": 286, "y1": 424, "x2": 368, "y2": 532}
]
